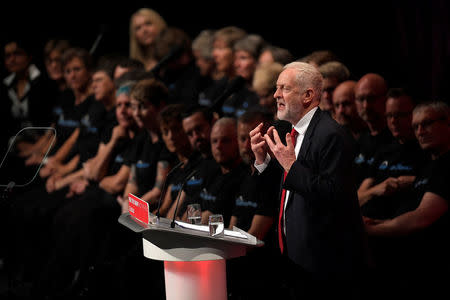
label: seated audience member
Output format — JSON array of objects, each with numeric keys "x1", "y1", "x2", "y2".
[
  {"x1": 25, "y1": 47, "x2": 95, "y2": 172},
  {"x1": 43, "y1": 39, "x2": 71, "y2": 92},
  {"x1": 181, "y1": 105, "x2": 216, "y2": 159},
  {"x1": 364, "y1": 101, "x2": 450, "y2": 299},
  {"x1": 116, "y1": 79, "x2": 176, "y2": 214},
  {"x1": 1, "y1": 37, "x2": 60, "y2": 185},
  {"x1": 192, "y1": 29, "x2": 219, "y2": 83},
  {"x1": 14, "y1": 39, "x2": 72, "y2": 160},
  {"x1": 233, "y1": 34, "x2": 267, "y2": 88},
  {"x1": 318, "y1": 61, "x2": 350, "y2": 115},
  {"x1": 180, "y1": 117, "x2": 247, "y2": 226},
  {"x1": 354, "y1": 73, "x2": 394, "y2": 186},
  {"x1": 156, "y1": 104, "x2": 203, "y2": 218},
  {"x1": 129, "y1": 7, "x2": 167, "y2": 71},
  {"x1": 252, "y1": 62, "x2": 283, "y2": 118},
  {"x1": 358, "y1": 88, "x2": 427, "y2": 219},
  {"x1": 258, "y1": 44, "x2": 294, "y2": 66},
  {"x1": 6, "y1": 77, "x2": 133, "y2": 296},
  {"x1": 332, "y1": 80, "x2": 367, "y2": 140},
  {"x1": 153, "y1": 26, "x2": 203, "y2": 106},
  {"x1": 166, "y1": 105, "x2": 217, "y2": 218},
  {"x1": 198, "y1": 26, "x2": 258, "y2": 116},
  {"x1": 227, "y1": 110, "x2": 284, "y2": 300},
  {"x1": 2, "y1": 36, "x2": 59, "y2": 147},
  {"x1": 43, "y1": 57, "x2": 118, "y2": 185},
  {"x1": 221, "y1": 34, "x2": 266, "y2": 117},
  {"x1": 230, "y1": 111, "x2": 278, "y2": 237},
  {"x1": 33, "y1": 78, "x2": 139, "y2": 298}
]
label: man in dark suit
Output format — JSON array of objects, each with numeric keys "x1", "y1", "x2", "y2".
[{"x1": 250, "y1": 62, "x2": 369, "y2": 299}]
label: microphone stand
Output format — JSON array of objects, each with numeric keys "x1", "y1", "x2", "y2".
[
  {"x1": 170, "y1": 169, "x2": 198, "y2": 228},
  {"x1": 155, "y1": 161, "x2": 184, "y2": 220}
]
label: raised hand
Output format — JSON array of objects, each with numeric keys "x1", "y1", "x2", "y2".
[
  {"x1": 250, "y1": 123, "x2": 269, "y2": 165},
  {"x1": 264, "y1": 128, "x2": 296, "y2": 172}
]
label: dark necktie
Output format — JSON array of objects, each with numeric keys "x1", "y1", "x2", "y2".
[{"x1": 278, "y1": 127, "x2": 298, "y2": 253}]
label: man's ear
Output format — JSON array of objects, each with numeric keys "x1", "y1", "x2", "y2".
[{"x1": 302, "y1": 88, "x2": 315, "y2": 105}]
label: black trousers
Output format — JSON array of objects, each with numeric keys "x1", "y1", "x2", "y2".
[{"x1": 282, "y1": 256, "x2": 367, "y2": 300}]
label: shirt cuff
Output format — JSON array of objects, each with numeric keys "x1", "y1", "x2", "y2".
[{"x1": 254, "y1": 153, "x2": 271, "y2": 173}]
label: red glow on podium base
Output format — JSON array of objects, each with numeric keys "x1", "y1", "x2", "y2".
[{"x1": 164, "y1": 260, "x2": 227, "y2": 300}]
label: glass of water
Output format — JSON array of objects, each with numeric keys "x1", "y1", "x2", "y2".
[
  {"x1": 187, "y1": 203, "x2": 202, "y2": 224},
  {"x1": 208, "y1": 214, "x2": 224, "y2": 237}
]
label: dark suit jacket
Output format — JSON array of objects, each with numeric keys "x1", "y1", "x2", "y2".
[{"x1": 280, "y1": 108, "x2": 369, "y2": 279}]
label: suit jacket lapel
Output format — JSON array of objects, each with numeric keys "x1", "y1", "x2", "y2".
[
  {"x1": 298, "y1": 108, "x2": 322, "y2": 161},
  {"x1": 285, "y1": 108, "x2": 322, "y2": 206}
]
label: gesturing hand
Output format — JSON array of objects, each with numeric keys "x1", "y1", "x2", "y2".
[
  {"x1": 250, "y1": 123, "x2": 269, "y2": 165},
  {"x1": 264, "y1": 127, "x2": 296, "y2": 172}
]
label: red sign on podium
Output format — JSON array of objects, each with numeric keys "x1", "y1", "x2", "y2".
[{"x1": 128, "y1": 193, "x2": 149, "y2": 224}]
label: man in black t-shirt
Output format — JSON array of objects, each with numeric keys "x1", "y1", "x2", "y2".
[
  {"x1": 182, "y1": 117, "x2": 246, "y2": 227},
  {"x1": 353, "y1": 73, "x2": 394, "y2": 186},
  {"x1": 230, "y1": 111, "x2": 279, "y2": 237},
  {"x1": 364, "y1": 101, "x2": 450, "y2": 299},
  {"x1": 358, "y1": 89, "x2": 427, "y2": 219},
  {"x1": 181, "y1": 105, "x2": 215, "y2": 159},
  {"x1": 226, "y1": 110, "x2": 283, "y2": 300}
]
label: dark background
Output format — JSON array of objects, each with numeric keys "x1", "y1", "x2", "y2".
[{"x1": 1, "y1": 0, "x2": 449, "y2": 103}]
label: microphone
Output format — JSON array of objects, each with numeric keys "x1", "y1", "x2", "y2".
[
  {"x1": 155, "y1": 161, "x2": 184, "y2": 219},
  {"x1": 209, "y1": 76, "x2": 245, "y2": 117},
  {"x1": 170, "y1": 169, "x2": 199, "y2": 228},
  {"x1": 149, "y1": 44, "x2": 184, "y2": 78},
  {"x1": 90, "y1": 24, "x2": 110, "y2": 55}
]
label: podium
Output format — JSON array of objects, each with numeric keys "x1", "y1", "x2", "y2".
[{"x1": 118, "y1": 213, "x2": 263, "y2": 300}]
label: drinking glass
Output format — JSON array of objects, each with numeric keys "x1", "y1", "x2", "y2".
[
  {"x1": 208, "y1": 214, "x2": 224, "y2": 237},
  {"x1": 187, "y1": 203, "x2": 202, "y2": 224}
]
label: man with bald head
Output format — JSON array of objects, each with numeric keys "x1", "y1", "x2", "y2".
[
  {"x1": 354, "y1": 73, "x2": 394, "y2": 186},
  {"x1": 181, "y1": 117, "x2": 248, "y2": 225},
  {"x1": 332, "y1": 80, "x2": 367, "y2": 140},
  {"x1": 250, "y1": 62, "x2": 369, "y2": 299}
]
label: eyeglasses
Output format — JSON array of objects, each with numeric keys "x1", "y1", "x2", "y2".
[{"x1": 412, "y1": 117, "x2": 446, "y2": 131}]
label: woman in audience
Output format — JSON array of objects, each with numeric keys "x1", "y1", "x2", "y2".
[{"x1": 129, "y1": 8, "x2": 167, "y2": 71}]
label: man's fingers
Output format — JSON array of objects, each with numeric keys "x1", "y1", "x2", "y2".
[
  {"x1": 272, "y1": 129, "x2": 282, "y2": 144},
  {"x1": 264, "y1": 133, "x2": 276, "y2": 151},
  {"x1": 266, "y1": 126, "x2": 275, "y2": 138},
  {"x1": 252, "y1": 140, "x2": 266, "y2": 150},
  {"x1": 249, "y1": 122, "x2": 264, "y2": 137}
]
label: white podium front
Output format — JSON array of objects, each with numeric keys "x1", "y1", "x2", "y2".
[{"x1": 118, "y1": 213, "x2": 263, "y2": 300}]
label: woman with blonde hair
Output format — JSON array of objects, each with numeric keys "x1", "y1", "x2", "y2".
[{"x1": 129, "y1": 8, "x2": 167, "y2": 71}]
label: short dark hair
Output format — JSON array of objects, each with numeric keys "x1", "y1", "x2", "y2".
[
  {"x1": 181, "y1": 104, "x2": 214, "y2": 124},
  {"x1": 93, "y1": 56, "x2": 118, "y2": 79},
  {"x1": 116, "y1": 56, "x2": 145, "y2": 71},
  {"x1": 159, "y1": 104, "x2": 186, "y2": 127}
]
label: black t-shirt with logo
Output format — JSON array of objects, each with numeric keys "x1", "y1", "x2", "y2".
[
  {"x1": 53, "y1": 91, "x2": 96, "y2": 151},
  {"x1": 361, "y1": 139, "x2": 429, "y2": 219},
  {"x1": 232, "y1": 164, "x2": 281, "y2": 232},
  {"x1": 195, "y1": 162, "x2": 249, "y2": 227},
  {"x1": 178, "y1": 158, "x2": 221, "y2": 217},
  {"x1": 354, "y1": 127, "x2": 394, "y2": 186},
  {"x1": 127, "y1": 130, "x2": 176, "y2": 198},
  {"x1": 73, "y1": 102, "x2": 117, "y2": 165}
]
